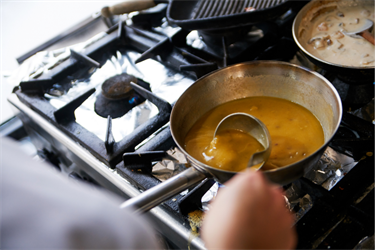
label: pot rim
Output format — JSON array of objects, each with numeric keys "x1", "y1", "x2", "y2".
[
  {"x1": 170, "y1": 60, "x2": 343, "y2": 178},
  {"x1": 292, "y1": 0, "x2": 375, "y2": 71}
]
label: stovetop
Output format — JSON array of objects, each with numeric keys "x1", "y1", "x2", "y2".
[{"x1": 7, "y1": 2, "x2": 374, "y2": 249}]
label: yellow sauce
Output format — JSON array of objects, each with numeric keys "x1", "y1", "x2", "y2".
[
  {"x1": 201, "y1": 129, "x2": 264, "y2": 172},
  {"x1": 184, "y1": 96, "x2": 324, "y2": 171}
]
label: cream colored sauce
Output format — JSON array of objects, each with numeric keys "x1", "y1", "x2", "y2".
[
  {"x1": 299, "y1": 2, "x2": 375, "y2": 67},
  {"x1": 184, "y1": 97, "x2": 324, "y2": 172}
]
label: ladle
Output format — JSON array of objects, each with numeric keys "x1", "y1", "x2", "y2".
[
  {"x1": 343, "y1": 19, "x2": 375, "y2": 45},
  {"x1": 120, "y1": 113, "x2": 272, "y2": 214},
  {"x1": 214, "y1": 113, "x2": 272, "y2": 170}
]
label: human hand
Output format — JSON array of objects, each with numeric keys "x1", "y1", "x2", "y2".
[{"x1": 201, "y1": 169, "x2": 297, "y2": 249}]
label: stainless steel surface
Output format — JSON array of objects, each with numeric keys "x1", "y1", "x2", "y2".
[
  {"x1": 120, "y1": 167, "x2": 207, "y2": 213},
  {"x1": 170, "y1": 61, "x2": 343, "y2": 185},
  {"x1": 7, "y1": 93, "x2": 206, "y2": 250},
  {"x1": 213, "y1": 112, "x2": 271, "y2": 168}
]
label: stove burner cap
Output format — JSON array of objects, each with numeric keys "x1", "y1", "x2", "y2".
[
  {"x1": 102, "y1": 73, "x2": 137, "y2": 100},
  {"x1": 95, "y1": 93, "x2": 141, "y2": 119},
  {"x1": 94, "y1": 73, "x2": 144, "y2": 118}
]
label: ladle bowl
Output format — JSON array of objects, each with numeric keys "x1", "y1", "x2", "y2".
[
  {"x1": 342, "y1": 19, "x2": 375, "y2": 45},
  {"x1": 214, "y1": 113, "x2": 271, "y2": 169}
]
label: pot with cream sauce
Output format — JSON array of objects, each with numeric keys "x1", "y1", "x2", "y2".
[{"x1": 293, "y1": 0, "x2": 375, "y2": 83}]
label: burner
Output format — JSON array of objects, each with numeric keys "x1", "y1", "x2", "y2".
[
  {"x1": 101, "y1": 73, "x2": 137, "y2": 100},
  {"x1": 187, "y1": 25, "x2": 265, "y2": 64},
  {"x1": 198, "y1": 24, "x2": 255, "y2": 47},
  {"x1": 321, "y1": 71, "x2": 374, "y2": 111},
  {"x1": 94, "y1": 73, "x2": 147, "y2": 118}
]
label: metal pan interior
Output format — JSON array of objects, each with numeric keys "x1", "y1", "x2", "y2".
[{"x1": 170, "y1": 61, "x2": 342, "y2": 185}]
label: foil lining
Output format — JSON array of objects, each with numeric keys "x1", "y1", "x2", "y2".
[
  {"x1": 152, "y1": 148, "x2": 189, "y2": 182},
  {"x1": 293, "y1": 194, "x2": 313, "y2": 221},
  {"x1": 45, "y1": 48, "x2": 194, "y2": 142},
  {"x1": 350, "y1": 98, "x2": 374, "y2": 123},
  {"x1": 7, "y1": 23, "x2": 194, "y2": 143},
  {"x1": 303, "y1": 147, "x2": 357, "y2": 190},
  {"x1": 201, "y1": 182, "x2": 220, "y2": 211},
  {"x1": 196, "y1": 146, "x2": 358, "y2": 215}
]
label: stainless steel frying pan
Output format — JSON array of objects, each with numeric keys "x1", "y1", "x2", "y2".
[{"x1": 121, "y1": 61, "x2": 342, "y2": 214}]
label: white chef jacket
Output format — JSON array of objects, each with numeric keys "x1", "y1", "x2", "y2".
[{"x1": 0, "y1": 136, "x2": 161, "y2": 249}]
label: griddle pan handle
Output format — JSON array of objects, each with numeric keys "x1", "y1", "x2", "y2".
[
  {"x1": 120, "y1": 167, "x2": 207, "y2": 214},
  {"x1": 101, "y1": 0, "x2": 156, "y2": 18}
]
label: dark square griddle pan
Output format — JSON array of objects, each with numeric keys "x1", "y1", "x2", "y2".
[
  {"x1": 167, "y1": 0, "x2": 292, "y2": 30},
  {"x1": 102, "y1": 0, "x2": 292, "y2": 31}
]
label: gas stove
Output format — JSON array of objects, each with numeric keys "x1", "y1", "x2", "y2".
[{"x1": 7, "y1": 2, "x2": 374, "y2": 249}]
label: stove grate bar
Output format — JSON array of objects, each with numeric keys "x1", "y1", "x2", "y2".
[
  {"x1": 19, "y1": 79, "x2": 55, "y2": 95},
  {"x1": 105, "y1": 116, "x2": 115, "y2": 154},
  {"x1": 178, "y1": 179, "x2": 215, "y2": 216},
  {"x1": 53, "y1": 88, "x2": 96, "y2": 124},
  {"x1": 180, "y1": 62, "x2": 218, "y2": 79},
  {"x1": 123, "y1": 151, "x2": 169, "y2": 174},
  {"x1": 69, "y1": 49, "x2": 101, "y2": 68},
  {"x1": 106, "y1": 82, "x2": 172, "y2": 167}
]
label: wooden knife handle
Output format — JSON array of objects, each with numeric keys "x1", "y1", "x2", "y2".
[
  {"x1": 361, "y1": 30, "x2": 375, "y2": 45},
  {"x1": 101, "y1": 0, "x2": 156, "y2": 18}
]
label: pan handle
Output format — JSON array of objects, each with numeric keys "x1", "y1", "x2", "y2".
[
  {"x1": 120, "y1": 167, "x2": 208, "y2": 214},
  {"x1": 101, "y1": 0, "x2": 156, "y2": 18}
]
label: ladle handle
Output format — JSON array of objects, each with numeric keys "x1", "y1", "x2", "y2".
[
  {"x1": 361, "y1": 30, "x2": 375, "y2": 45},
  {"x1": 120, "y1": 167, "x2": 207, "y2": 214}
]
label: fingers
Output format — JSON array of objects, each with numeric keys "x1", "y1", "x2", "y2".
[
  {"x1": 202, "y1": 169, "x2": 297, "y2": 250},
  {"x1": 225, "y1": 168, "x2": 268, "y2": 191},
  {"x1": 269, "y1": 182, "x2": 297, "y2": 249}
]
